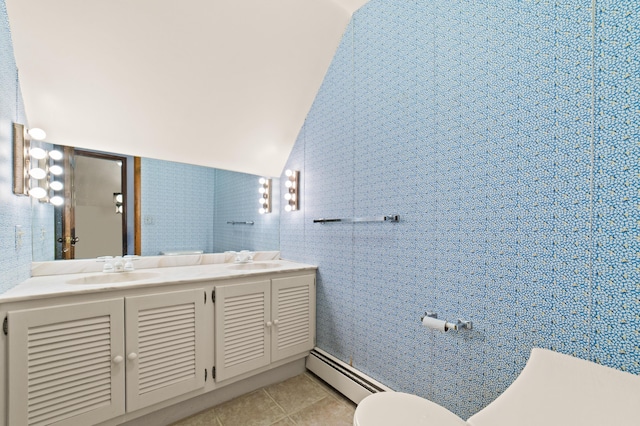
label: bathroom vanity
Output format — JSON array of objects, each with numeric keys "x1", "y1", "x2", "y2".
[{"x1": 0, "y1": 254, "x2": 316, "y2": 426}]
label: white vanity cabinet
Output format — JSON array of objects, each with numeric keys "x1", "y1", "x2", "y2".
[
  {"x1": 5, "y1": 288, "x2": 206, "y2": 426},
  {"x1": 214, "y1": 274, "x2": 316, "y2": 382},
  {"x1": 0, "y1": 260, "x2": 317, "y2": 426},
  {"x1": 124, "y1": 289, "x2": 206, "y2": 411}
]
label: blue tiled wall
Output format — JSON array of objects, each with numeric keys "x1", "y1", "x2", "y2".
[
  {"x1": 280, "y1": 0, "x2": 639, "y2": 418},
  {"x1": 0, "y1": 0, "x2": 32, "y2": 293}
]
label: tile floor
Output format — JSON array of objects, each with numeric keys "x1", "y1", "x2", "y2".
[{"x1": 171, "y1": 372, "x2": 356, "y2": 426}]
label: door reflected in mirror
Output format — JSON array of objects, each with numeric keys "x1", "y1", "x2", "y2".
[{"x1": 55, "y1": 150, "x2": 129, "y2": 260}]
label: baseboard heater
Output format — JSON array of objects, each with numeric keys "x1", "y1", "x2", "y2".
[{"x1": 306, "y1": 347, "x2": 393, "y2": 404}]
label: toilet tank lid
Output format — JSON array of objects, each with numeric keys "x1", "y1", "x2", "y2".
[{"x1": 160, "y1": 250, "x2": 204, "y2": 255}]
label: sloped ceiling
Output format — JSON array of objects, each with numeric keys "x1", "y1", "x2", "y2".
[{"x1": 6, "y1": 0, "x2": 369, "y2": 177}]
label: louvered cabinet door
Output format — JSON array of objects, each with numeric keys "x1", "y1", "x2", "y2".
[
  {"x1": 7, "y1": 298, "x2": 126, "y2": 426},
  {"x1": 125, "y1": 289, "x2": 206, "y2": 412},
  {"x1": 214, "y1": 280, "x2": 271, "y2": 382},
  {"x1": 271, "y1": 275, "x2": 316, "y2": 362}
]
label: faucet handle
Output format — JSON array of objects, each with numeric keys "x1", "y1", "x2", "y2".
[
  {"x1": 97, "y1": 256, "x2": 114, "y2": 273},
  {"x1": 123, "y1": 255, "x2": 138, "y2": 271}
]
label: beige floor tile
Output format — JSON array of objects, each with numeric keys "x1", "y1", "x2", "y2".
[
  {"x1": 270, "y1": 417, "x2": 296, "y2": 426},
  {"x1": 305, "y1": 372, "x2": 357, "y2": 407},
  {"x1": 289, "y1": 396, "x2": 356, "y2": 426},
  {"x1": 265, "y1": 374, "x2": 330, "y2": 414},
  {"x1": 170, "y1": 407, "x2": 219, "y2": 426},
  {"x1": 215, "y1": 389, "x2": 287, "y2": 426}
]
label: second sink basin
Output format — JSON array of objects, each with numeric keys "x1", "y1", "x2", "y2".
[
  {"x1": 226, "y1": 262, "x2": 281, "y2": 271},
  {"x1": 66, "y1": 271, "x2": 161, "y2": 285}
]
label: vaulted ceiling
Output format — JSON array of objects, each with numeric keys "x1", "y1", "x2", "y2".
[{"x1": 6, "y1": 0, "x2": 370, "y2": 177}]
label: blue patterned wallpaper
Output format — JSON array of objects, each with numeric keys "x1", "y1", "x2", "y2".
[
  {"x1": 280, "y1": 0, "x2": 639, "y2": 418},
  {"x1": 0, "y1": 0, "x2": 32, "y2": 293},
  {"x1": 141, "y1": 158, "x2": 216, "y2": 255}
]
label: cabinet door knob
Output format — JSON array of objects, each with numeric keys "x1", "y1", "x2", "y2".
[
  {"x1": 266, "y1": 321, "x2": 272, "y2": 327},
  {"x1": 273, "y1": 319, "x2": 279, "y2": 325},
  {"x1": 113, "y1": 355, "x2": 124, "y2": 364},
  {"x1": 127, "y1": 352, "x2": 138, "y2": 360}
]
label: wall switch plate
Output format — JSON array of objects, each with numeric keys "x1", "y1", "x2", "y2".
[{"x1": 15, "y1": 225, "x2": 24, "y2": 250}]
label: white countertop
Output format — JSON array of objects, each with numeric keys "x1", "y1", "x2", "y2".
[{"x1": 1, "y1": 256, "x2": 316, "y2": 303}]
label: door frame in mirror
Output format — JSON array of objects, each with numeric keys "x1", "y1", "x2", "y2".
[{"x1": 57, "y1": 148, "x2": 132, "y2": 259}]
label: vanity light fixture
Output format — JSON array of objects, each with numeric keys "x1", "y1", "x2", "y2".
[
  {"x1": 114, "y1": 193, "x2": 124, "y2": 214},
  {"x1": 50, "y1": 196, "x2": 64, "y2": 206},
  {"x1": 258, "y1": 177, "x2": 272, "y2": 214},
  {"x1": 284, "y1": 169, "x2": 299, "y2": 212},
  {"x1": 49, "y1": 149, "x2": 63, "y2": 161},
  {"x1": 27, "y1": 127, "x2": 47, "y2": 141},
  {"x1": 12, "y1": 123, "x2": 65, "y2": 205}
]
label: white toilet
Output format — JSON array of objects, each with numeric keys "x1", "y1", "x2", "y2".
[
  {"x1": 353, "y1": 391, "x2": 466, "y2": 426},
  {"x1": 353, "y1": 348, "x2": 640, "y2": 426}
]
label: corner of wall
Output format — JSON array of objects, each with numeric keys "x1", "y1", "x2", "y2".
[{"x1": 0, "y1": 0, "x2": 33, "y2": 293}]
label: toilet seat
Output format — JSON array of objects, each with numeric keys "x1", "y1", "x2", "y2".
[{"x1": 353, "y1": 392, "x2": 467, "y2": 426}]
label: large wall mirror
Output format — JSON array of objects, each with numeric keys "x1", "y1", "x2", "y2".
[{"x1": 31, "y1": 146, "x2": 280, "y2": 261}]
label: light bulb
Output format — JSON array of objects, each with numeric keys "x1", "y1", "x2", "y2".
[
  {"x1": 49, "y1": 150, "x2": 63, "y2": 160},
  {"x1": 30, "y1": 147, "x2": 47, "y2": 160},
  {"x1": 259, "y1": 177, "x2": 266, "y2": 184},
  {"x1": 285, "y1": 169, "x2": 293, "y2": 177},
  {"x1": 285, "y1": 180, "x2": 292, "y2": 188},
  {"x1": 29, "y1": 187, "x2": 47, "y2": 199},
  {"x1": 29, "y1": 167, "x2": 46, "y2": 179},
  {"x1": 259, "y1": 187, "x2": 265, "y2": 194},
  {"x1": 284, "y1": 193, "x2": 292, "y2": 201},
  {"x1": 49, "y1": 181, "x2": 63, "y2": 191},
  {"x1": 285, "y1": 205, "x2": 292, "y2": 212},
  {"x1": 115, "y1": 194, "x2": 123, "y2": 203},
  {"x1": 259, "y1": 208, "x2": 265, "y2": 214},
  {"x1": 28, "y1": 128, "x2": 46, "y2": 140},
  {"x1": 49, "y1": 165, "x2": 63, "y2": 175},
  {"x1": 50, "y1": 196, "x2": 64, "y2": 206}
]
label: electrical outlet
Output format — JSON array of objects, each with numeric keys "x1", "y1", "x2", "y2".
[{"x1": 15, "y1": 225, "x2": 24, "y2": 250}]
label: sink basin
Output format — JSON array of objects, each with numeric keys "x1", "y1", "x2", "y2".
[
  {"x1": 66, "y1": 271, "x2": 161, "y2": 285},
  {"x1": 226, "y1": 262, "x2": 281, "y2": 271}
]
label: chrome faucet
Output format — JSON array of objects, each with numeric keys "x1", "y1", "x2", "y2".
[
  {"x1": 225, "y1": 250, "x2": 255, "y2": 263},
  {"x1": 113, "y1": 256, "x2": 124, "y2": 272},
  {"x1": 98, "y1": 255, "x2": 138, "y2": 272}
]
